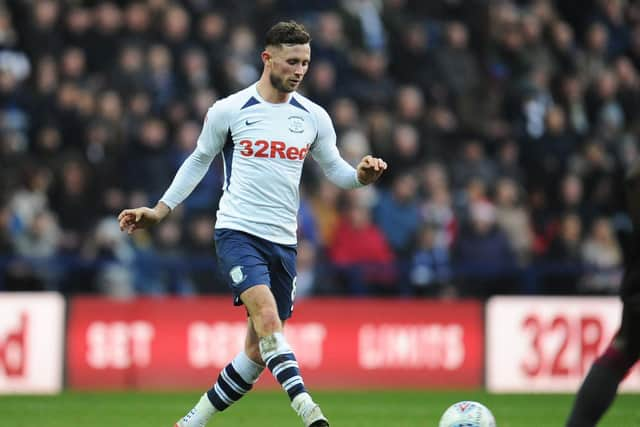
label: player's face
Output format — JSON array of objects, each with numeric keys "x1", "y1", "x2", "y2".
[{"x1": 268, "y1": 44, "x2": 310, "y2": 93}]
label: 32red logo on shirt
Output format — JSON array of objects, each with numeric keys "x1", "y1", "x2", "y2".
[{"x1": 239, "y1": 140, "x2": 310, "y2": 161}]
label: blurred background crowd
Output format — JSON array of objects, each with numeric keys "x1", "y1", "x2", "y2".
[{"x1": 0, "y1": 0, "x2": 638, "y2": 299}]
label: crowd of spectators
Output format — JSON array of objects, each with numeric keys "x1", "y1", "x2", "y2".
[{"x1": 0, "y1": 0, "x2": 637, "y2": 299}]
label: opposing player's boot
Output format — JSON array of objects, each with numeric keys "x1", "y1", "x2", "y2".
[
  {"x1": 291, "y1": 392, "x2": 330, "y2": 427},
  {"x1": 174, "y1": 393, "x2": 215, "y2": 427}
]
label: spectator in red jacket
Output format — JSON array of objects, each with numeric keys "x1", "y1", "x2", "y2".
[{"x1": 328, "y1": 199, "x2": 395, "y2": 295}]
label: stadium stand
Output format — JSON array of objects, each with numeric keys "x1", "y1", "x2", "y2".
[{"x1": 0, "y1": 0, "x2": 636, "y2": 299}]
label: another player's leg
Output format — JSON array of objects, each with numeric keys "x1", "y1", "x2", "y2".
[
  {"x1": 242, "y1": 285, "x2": 329, "y2": 427},
  {"x1": 175, "y1": 319, "x2": 265, "y2": 427},
  {"x1": 566, "y1": 300, "x2": 640, "y2": 427}
]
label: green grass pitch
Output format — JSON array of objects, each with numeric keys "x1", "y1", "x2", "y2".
[{"x1": 0, "y1": 389, "x2": 638, "y2": 426}]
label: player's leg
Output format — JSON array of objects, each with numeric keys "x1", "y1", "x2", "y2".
[
  {"x1": 568, "y1": 153, "x2": 640, "y2": 426},
  {"x1": 269, "y1": 242, "x2": 329, "y2": 426},
  {"x1": 204, "y1": 318, "x2": 266, "y2": 413},
  {"x1": 175, "y1": 229, "x2": 270, "y2": 427},
  {"x1": 175, "y1": 319, "x2": 265, "y2": 427},
  {"x1": 241, "y1": 283, "x2": 329, "y2": 427},
  {"x1": 566, "y1": 290, "x2": 640, "y2": 426}
]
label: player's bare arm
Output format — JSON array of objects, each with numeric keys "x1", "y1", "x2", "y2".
[
  {"x1": 117, "y1": 201, "x2": 171, "y2": 234},
  {"x1": 357, "y1": 155, "x2": 388, "y2": 185}
]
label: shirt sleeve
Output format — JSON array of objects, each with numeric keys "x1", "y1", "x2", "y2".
[
  {"x1": 159, "y1": 102, "x2": 229, "y2": 209},
  {"x1": 309, "y1": 106, "x2": 363, "y2": 190}
]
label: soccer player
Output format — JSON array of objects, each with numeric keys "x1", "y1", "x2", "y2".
[
  {"x1": 565, "y1": 159, "x2": 640, "y2": 427},
  {"x1": 118, "y1": 21, "x2": 387, "y2": 427}
]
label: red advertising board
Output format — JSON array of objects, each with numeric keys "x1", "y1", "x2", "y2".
[{"x1": 67, "y1": 297, "x2": 483, "y2": 390}]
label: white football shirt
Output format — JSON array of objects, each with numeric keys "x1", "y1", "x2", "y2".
[{"x1": 160, "y1": 83, "x2": 362, "y2": 245}]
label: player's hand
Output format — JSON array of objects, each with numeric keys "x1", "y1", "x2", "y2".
[
  {"x1": 356, "y1": 155, "x2": 387, "y2": 185},
  {"x1": 118, "y1": 204, "x2": 170, "y2": 234}
]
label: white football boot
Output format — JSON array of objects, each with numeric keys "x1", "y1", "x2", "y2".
[
  {"x1": 291, "y1": 392, "x2": 330, "y2": 427},
  {"x1": 174, "y1": 393, "x2": 215, "y2": 427}
]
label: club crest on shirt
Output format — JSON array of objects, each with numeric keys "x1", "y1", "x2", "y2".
[
  {"x1": 288, "y1": 116, "x2": 305, "y2": 133},
  {"x1": 229, "y1": 266, "x2": 247, "y2": 285}
]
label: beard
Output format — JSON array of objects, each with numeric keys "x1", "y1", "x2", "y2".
[{"x1": 269, "y1": 72, "x2": 295, "y2": 93}]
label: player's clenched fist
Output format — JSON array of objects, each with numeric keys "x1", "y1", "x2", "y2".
[
  {"x1": 356, "y1": 155, "x2": 388, "y2": 185},
  {"x1": 118, "y1": 203, "x2": 170, "y2": 234}
]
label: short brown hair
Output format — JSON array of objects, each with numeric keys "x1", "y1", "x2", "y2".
[{"x1": 265, "y1": 21, "x2": 311, "y2": 47}]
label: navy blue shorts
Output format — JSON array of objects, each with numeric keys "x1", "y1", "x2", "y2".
[{"x1": 214, "y1": 228, "x2": 297, "y2": 320}]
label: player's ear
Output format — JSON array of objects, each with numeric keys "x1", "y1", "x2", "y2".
[{"x1": 261, "y1": 50, "x2": 272, "y2": 66}]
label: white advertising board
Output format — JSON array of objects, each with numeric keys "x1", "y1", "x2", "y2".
[
  {"x1": 487, "y1": 296, "x2": 640, "y2": 392},
  {"x1": 0, "y1": 292, "x2": 65, "y2": 394}
]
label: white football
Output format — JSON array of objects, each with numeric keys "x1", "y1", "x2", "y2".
[{"x1": 438, "y1": 400, "x2": 496, "y2": 427}]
